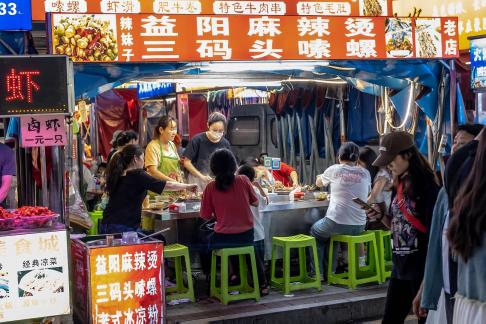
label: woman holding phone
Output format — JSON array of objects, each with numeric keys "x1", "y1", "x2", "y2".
[{"x1": 366, "y1": 132, "x2": 439, "y2": 324}]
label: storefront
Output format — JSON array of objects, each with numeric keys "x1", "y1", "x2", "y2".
[{"x1": 0, "y1": 55, "x2": 72, "y2": 323}]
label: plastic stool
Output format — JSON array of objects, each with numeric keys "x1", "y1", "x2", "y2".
[
  {"x1": 210, "y1": 246, "x2": 260, "y2": 305},
  {"x1": 164, "y1": 244, "x2": 195, "y2": 302},
  {"x1": 366, "y1": 230, "x2": 392, "y2": 282},
  {"x1": 328, "y1": 232, "x2": 381, "y2": 289},
  {"x1": 88, "y1": 211, "x2": 103, "y2": 235},
  {"x1": 270, "y1": 234, "x2": 322, "y2": 295}
]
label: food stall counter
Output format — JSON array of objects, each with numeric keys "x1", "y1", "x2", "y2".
[{"x1": 142, "y1": 199, "x2": 329, "y2": 260}]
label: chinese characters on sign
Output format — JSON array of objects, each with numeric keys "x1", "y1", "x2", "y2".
[
  {"x1": 470, "y1": 37, "x2": 486, "y2": 89},
  {"x1": 32, "y1": 0, "x2": 393, "y2": 20},
  {"x1": 20, "y1": 115, "x2": 67, "y2": 147},
  {"x1": 0, "y1": 56, "x2": 71, "y2": 117},
  {"x1": 0, "y1": 230, "x2": 70, "y2": 322},
  {"x1": 49, "y1": 14, "x2": 460, "y2": 62},
  {"x1": 89, "y1": 244, "x2": 164, "y2": 324}
]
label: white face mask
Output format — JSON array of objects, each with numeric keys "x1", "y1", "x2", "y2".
[{"x1": 208, "y1": 131, "x2": 224, "y2": 141}]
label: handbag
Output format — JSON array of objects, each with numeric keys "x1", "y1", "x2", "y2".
[{"x1": 396, "y1": 182, "x2": 427, "y2": 234}]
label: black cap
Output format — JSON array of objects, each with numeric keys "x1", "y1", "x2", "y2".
[{"x1": 373, "y1": 131, "x2": 415, "y2": 167}]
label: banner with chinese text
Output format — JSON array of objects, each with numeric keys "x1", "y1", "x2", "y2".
[
  {"x1": 48, "y1": 14, "x2": 460, "y2": 63},
  {"x1": 470, "y1": 36, "x2": 486, "y2": 89},
  {"x1": 89, "y1": 243, "x2": 164, "y2": 324},
  {"x1": 0, "y1": 230, "x2": 71, "y2": 322},
  {"x1": 32, "y1": 0, "x2": 393, "y2": 20},
  {"x1": 20, "y1": 114, "x2": 67, "y2": 147}
]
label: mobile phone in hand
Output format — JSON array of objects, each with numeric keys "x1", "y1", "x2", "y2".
[{"x1": 352, "y1": 197, "x2": 380, "y2": 214}]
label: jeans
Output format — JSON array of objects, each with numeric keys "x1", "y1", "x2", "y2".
[{"x1": 310, "y1": 217, "x2": 365, "y2": 276}]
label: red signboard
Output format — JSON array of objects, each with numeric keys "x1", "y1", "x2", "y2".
[
  {"x1": 48, "y1": 14, "x2": 459, "y2": 62},
  {"x1": 32, "y1": 0, "x2": 393, "y2": 20},
  {"x1": 88, "y1": 243, "x2": 164, "y2": 324}
]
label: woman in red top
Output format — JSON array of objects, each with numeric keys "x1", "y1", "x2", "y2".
[{"x1": 200, "y1": 149, "x2": 259, "y2": 249}]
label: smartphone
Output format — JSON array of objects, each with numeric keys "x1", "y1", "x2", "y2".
[{"x1": 352, "y1": 197, "x2": 380, "y2": 214}]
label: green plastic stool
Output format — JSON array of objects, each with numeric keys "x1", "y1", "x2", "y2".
[
  {"x1": 164, "y1": 244, "x2": 195, "y2": 302},
  {"x1": 365, "y1": 230, "x2": 392, "y2": 282},
  {"x1": 328, "y1": 232, "x2": 381, "y2": 289},
  {"x1": 270, "y1": 234, "x2": 322, "y2": 295},
  {"x1": 210, "y1": 246, "x2": 260, "y2": 305},
  {"x1": 88, "y1": 211, "x2": 103, "y2": 235}
]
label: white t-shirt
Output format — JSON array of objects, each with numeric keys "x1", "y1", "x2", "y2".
[
  {"x1": 320, "y1": 164, "x2": 371, "y2": 226},
  {"x1": 251, "y1": 186, "x2": 268, "y2": 242}
]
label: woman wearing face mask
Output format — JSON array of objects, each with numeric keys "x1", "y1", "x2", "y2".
[
  {"x1": 146, "y1": 116, "x2": 184, "y2": 186},
  {"x1": 366, "y1": 132, "x2": 439, "y2": 324},
  {"x1": 101, "y1": 144, "x2": 197, "y2": 234},
  {"x1": 183, "y1": 112, "x2": 232, "y2": 190}
]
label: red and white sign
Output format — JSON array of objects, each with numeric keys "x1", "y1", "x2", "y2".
[
  {"x1": 49, "y1": 14, "x2": 459, "y2": 63},
  {"x1": 88, "y1": 243, "x2": 164, "y2": 324},
  {"x1": 20, "y1": 115, "x2": 66, "y2": 147}
]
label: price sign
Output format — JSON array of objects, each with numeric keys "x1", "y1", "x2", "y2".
[
  {"x1": 20, "y1": 114, "x2": 67, "y2": 147},
  {"x1": 0, "y1": 0, "x2": 32, "y2": 30}
]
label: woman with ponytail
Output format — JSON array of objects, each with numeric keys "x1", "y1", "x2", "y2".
[
  {"x1": 101, "y1": 144, "x2": 197, "y2": 234},
  {"x1": 447, "y1": 128, "x2": 486, "y2": 324},
  {"x1": 200, "y1": 149, "x2": 259, "y2": 250},
  {"x1": 310, "y1": 142, "x2": 372, "y2": 278}
]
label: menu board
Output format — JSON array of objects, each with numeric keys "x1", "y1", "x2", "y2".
[
  {"x1": 0, "y1": 230, "x2": 71, "y2": 322},
  {"x1": 32, "y1": 0, "x2": 393, "y2": 20},
  {"x1": 20, "y1": 114, "x2": 67, "y2": 147},
  {"x1": 48, "y1": 14, "x2": 459, "y2": 62},
  {"x1": 89, "y1": 243, "x2": 164, "y2": 324}
]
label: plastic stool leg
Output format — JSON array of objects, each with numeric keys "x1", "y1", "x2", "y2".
[
  {"x1": 221, "y1": 252, "x2": 229, "y2": 305},
  {"x1": 327, "y1": 239, "x2": 334, "y2": 283},
  {"x1": 184, "y1": 252, "x2": 195, "y2": 302},
  {"x1": 283, "y1": 246, "x2": 291, "y2": 295},
  {"x1": 348, "y1": 242, "x2": 357, "y2": 289},
  {"x1": 210, "y1": 252, "x2": 217, "y2": 298},
  {"x1": 249, "y1": 250, "x2": 260, "y2": 301},
  {"x1": 174, "y1": 256, "x2": 184, "y2": 291},
  {"x1": 298, "y1": 247, "x2": 307, "y2": 281},
  {"x1": 271, "y1": 243, "x2": 278, "y2": 283}
]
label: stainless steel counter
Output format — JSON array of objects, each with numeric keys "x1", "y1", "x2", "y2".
[{"x1": 142, "y1": 199, "x2": 329, "y2": 260}]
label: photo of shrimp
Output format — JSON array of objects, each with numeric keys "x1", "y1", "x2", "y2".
[
  {"x1": 415, "y1": 18, "x2": 442, "y2": 58},
  {"x1": 359, "y1": 0, "x2": 387, "y2": 16}
]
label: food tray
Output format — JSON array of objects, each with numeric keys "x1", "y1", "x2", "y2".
[
  {"x1": 0, "y1": 217, "x2": 17, "y2": 231},
  {"x1": 15, "y1": 214, "x2": 60, "y2": 230}
]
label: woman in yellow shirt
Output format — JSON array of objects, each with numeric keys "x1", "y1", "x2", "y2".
[{"x1": 145, "y1": 116, "x2": 184, "y2": 187}]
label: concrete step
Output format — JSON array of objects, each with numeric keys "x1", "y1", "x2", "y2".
[{"x1": 167, "y1": 284, "x2": 388, "y2": 324}]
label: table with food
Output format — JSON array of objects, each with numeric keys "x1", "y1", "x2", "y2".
[{"x1": 141, "y1": 185, "x2": 329, "y2": 260}]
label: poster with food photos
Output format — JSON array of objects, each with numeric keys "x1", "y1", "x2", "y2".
[{"x1": 0, "y1": 229, "x2": 71, "y2": 322}]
